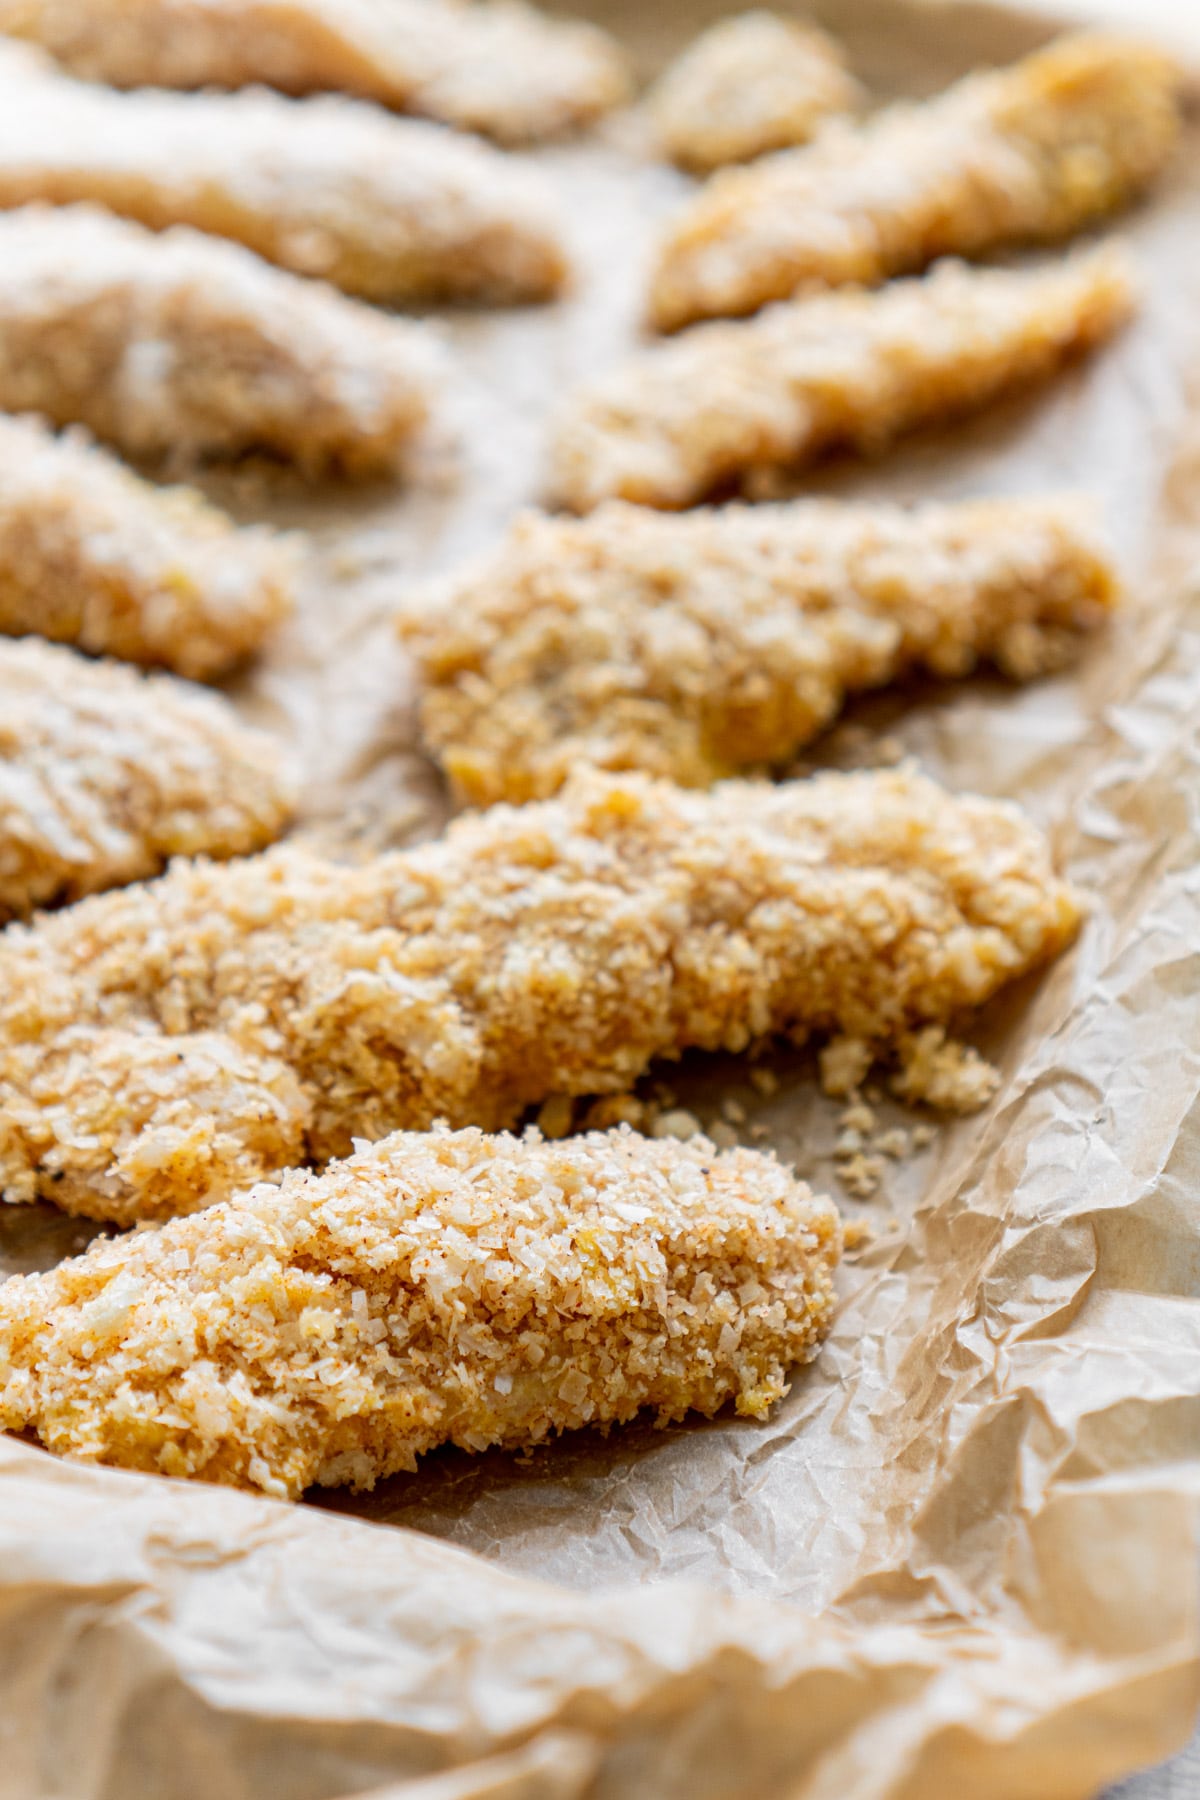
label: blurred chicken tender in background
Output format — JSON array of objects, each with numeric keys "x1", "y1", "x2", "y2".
[
  {"x1": 0, "y1": 415, "x2": 293, "y2": 679},
  {"x1": 553, "y1": 248, "x2": 1135, "y2": 512},
  {"x1": 400, "y1": 496, "x2": 1117, "y2": 803},
  {"x1": 0, "y1": 637, "x2": 293, "y2": 920},
  {"x1": 0, "y1": 207, "x2": 440, "y2": 475},
  {"x1": 0, "y1": 41, "x2": 569, "y2": 305},
  {"x1": 650, "y1": 31, "x2": 1179, "y2": 330},
  {"x1": 650, "y1": 10, "x2": 862, "y2": 172},
  {"x1": 0, "y1": 0, "x2": 632, "y2": 142}
]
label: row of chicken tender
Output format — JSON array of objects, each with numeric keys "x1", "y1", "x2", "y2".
[
  {"x1": 0, "y1": 23, "x2": 1175, "y2": 659},
  {"x1": 0, "y1": 21, "x2": 1178, "y2": 908},
  {"x1": 0, "y1": 25, "x2": 1178, "y2": 480},
  {"x1": 0, "y1": 26, "x2": 1175, "y2": 503},
  {"x1": 0, "y1": 762, "x2": 1084, "y2": 1495},
  {"x1": 0, "y1": 8, "x2": 1179, "y2": 1502}
]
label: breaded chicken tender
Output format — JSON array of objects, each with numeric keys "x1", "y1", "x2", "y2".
[
  {"x1": 550, "y1": 247, "x2": 1134, "y2": 513},
  {"x1": 0, "y1": 207, "x2": 437, "y2": 477},
  {"x1": 650, "y1": 33, "x2": 1178, "y2": 331},
  {"x1": 0, "y1": 1125, "x2": 842, "y2": 1499},
  {"x1": 399, "y1": 497, "x2": 1118, "y2": 803},
  {"x1": 0, "y1": 636, "x2": 293, "y2": 922},
  {"x1": 0, "y1": 43, "x2": 567, "y2": 307},
  {"x1": 0, "y1": 415, "x2": 293, "y2": 679},
  {"x1": 0, "y1": 0, "x2": 631, "y2": 145},
  {"x1": 0, "y1": 767, "x2": 1082, "y2": 1223},
  {"x1": 650, "y1": 11, "x2": 862, "y2": 174}
]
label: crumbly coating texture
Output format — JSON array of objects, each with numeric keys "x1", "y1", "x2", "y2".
[
  {"x1": 0, "y1": 43, "x2": 567, "y2": 307},
  {"x1": 892, "y1": 1025, "x2": 1001, "y2": 1112},
  {"x1": 400, "y1": 496, "x2": 1118, "y2": 803},
  {"x1": 650, "y1": 32, "x2": 1178, "y2": 330},
  {"x1": 0, "y1": 0, "x2": 631, "y2": 144},
  {"x1": 650, "y1": 11, "x2": 862, "y2": 175},
  {"x1": 549, "y1": 247, "x2": 1134, "y2": 513},
  {"x1": 0, "y1": 415, "x2": 293, "y2": 680},
  {"x1": 0, "y1": 636, "x2": 294, "y2": 924},
  {"x1": 0, "y1": 206, "x2": 437, "y2": 477},
  {"x1": 0, "y1": 1125, "x2": 842, "y2": 1499},
  {"x1": 817, "y1": 1025, "x2": 1000, "y2": 1112},
  {"x1": 0, "y1": 766, "x2": 1083, "y2": 1223}
]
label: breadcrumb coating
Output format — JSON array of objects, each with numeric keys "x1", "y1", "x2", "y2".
[
  {"x1": 0, "y1": 636, "x2": 293, "y2": 923},
  {"x1": 549, "y1": 247, "x2": 1134, "y2": 513},
  {"x1": 892, "y1": 1025, "x2": 1001, "y2": 1112},
  {"x1": 0, "y1": 0, "x2": 631, "y2": 145},
  {"x1": 0, "y1": 206, "x2": 437, "y2": 477},
  {"x1": 0, "y1": 1125, "x2": 841, "y2": 1499},
  {"x1": 650, "y1": 11, "x2": 862, "y2": 174},
  {"x1": 817, "y1": 1025, "x2": 1000, "y2": 1112},
  {"x1": 0, "y1": 42, "x2": 567, "y2": 307},
  {"x1": 650, "y1": 32, "x2": 1178, "y2": 330},
  {"x1": 0, "y1": 415, "x2": 293, "y2": 680},
  {"x1": 0, "y1": 767, "x2": 1083, "y2": 1223},
  {"x1": 400, "y1": 496, "x2": 1118, "y2": 803}
]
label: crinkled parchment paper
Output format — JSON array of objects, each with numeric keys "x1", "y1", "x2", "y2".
[{"x1": 4, "y1": 4, "x2": 1200, "y2": 1796}]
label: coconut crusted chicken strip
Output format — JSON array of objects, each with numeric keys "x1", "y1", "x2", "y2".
[
  {"x1": 399, "y1": 497, "x2": 1118, "y2": 804},
  {"x1": 650, "y1": 11, "x2": 862, "y2": 175},
  {"x1": 0, "y1": 0, "x2": 632, "y2": 145},
  {"x1": 650, "y1": 32, "x2": 1179, "y2": 331},
  {"x1": 0, "y1": 415, "x2": 293, "y2": 680},
  {"x1": 0, "y1": 207, "x2": 437, "y2": 477},
  {"x1": 550, "y1": 247, "x2": 1134, "y2": 513},
  {"x1": 0, "y1": 636, "x2": 293, "y2": 922},
  {"x1": 0, "y1": 1126, "x2": 841, "y2": 1499},
  {"x1": 0, "y1": 767, "x2": 1082, "y2": 1223},
  {"x1": 0, "y1": 44, "x2": 567, "y2": 307}
]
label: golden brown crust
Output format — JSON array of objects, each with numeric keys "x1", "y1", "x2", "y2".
[
  {"x1": 0, "y1": 206, "x2": 437, "y2": 477},
  {"x1": 0, "y1": 0, "x2": 632, "y2": 144},
  {"x1": 0, "y1": 43, "x2": 568, "y2": 306},
  {"x1": 650, "y1": 11, "x2": 861, "y2": 174},
  {"x1": 549, "y1": 248, "x2": 1135, "y2": 513},
  {"x1": 400, "y1": 496, "x2": 1118, "y2": 803},
  {"x1": 0, "y1": 636, "x2": 294, "y2": 923},
  {"x1": 650, "y1": 32, "x2": 1179, "y2": 331},
  {"x1": 0, "y1": 767, "x2": 1083, "y2": 1222},
  {"x1": 0, "y1": 1125, "x2": 842, "y2": 1499},
  {"x1": 0, "y1": 414, "x2": 294, "y2": 679}
]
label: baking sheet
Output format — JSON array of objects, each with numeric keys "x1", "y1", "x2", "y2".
[{"x1": 3, "y1": 3, "x2": 1200, "y2": 1795}]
